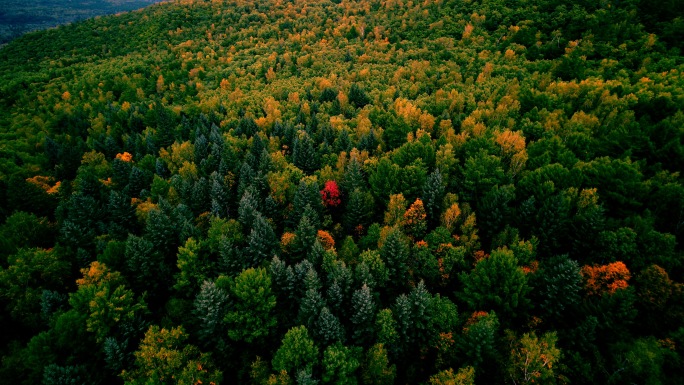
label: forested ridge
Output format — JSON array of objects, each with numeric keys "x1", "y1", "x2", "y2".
[
  {"x1": 0, "y1": 0, "x2": 683, "y2": 383},
  {"x1": 0, "y1": 0, "x2": 162, "y2": 45}
]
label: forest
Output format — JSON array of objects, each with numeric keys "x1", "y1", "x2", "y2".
[
  {"x1": 0, "y1": 0, "x2": 683, "y2": 383},
  {"x1": 0, "y1": 0, "x2": 161, "y2": 45}
]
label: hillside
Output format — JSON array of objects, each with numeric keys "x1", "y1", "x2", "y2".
[
  {"x1": 0, "y1": 0, "x2": 162, "y2": 45},
  {"x1": 0, "y1": 0, "x2": 683, "y2": 383}
]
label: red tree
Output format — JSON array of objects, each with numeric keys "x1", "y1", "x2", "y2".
[{"x1": 320, "y1": 180, "x2": 342, "y2": 207}]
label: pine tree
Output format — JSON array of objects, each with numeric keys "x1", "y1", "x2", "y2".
[
  {"x1": 349, "y1": 84, "x2": 370, "y2": 109},
  {"x1": 299, "y1": 288, "x2": 326, "y2": 329},
  {"x1": 125, "y1": 234, "x2": 170, "y2": 298},
  {"x1": 326, "y1": 261, "x2": 353, "y2": 318},
  {"x1": 145, "y1": 199, "x2": 179, "y2": 255},
  {"x1": 246, "y1": 213, "x2": 278, "y2": 268},
  {"x1": 358, "y1": 129, "x2": 378, "y2": 154},
  {"x1": 210, "y1": 171, "x2": 228, "y2": 218},
  {"x1": 530, "y1": 254, "x2": 582, "y2": 324},
  {"x1": 291, "y1": 179, "x2": 323, "y2": 228},
  {"x1": 307, "y1": 239, "x2": 326, "y2": 267},
  {"x1": 219, "y1": 236, "x2": 243, "y2": 275},
  {"x1": 342, "y1": 158, "x2": 365, "y2": 194},
  {"x1": 393, "y1": 281, "x2": 433, "y2": 352},
  {"x1": 107, "y1": 190, "x2": 136, "y2": 239},
  {"x1": 270, "y1": 256, "x2": 298, "y2": 319},
  {"x1": 422, "y1": 168, "x2": 445, "y2": 229},
  {"x1": 235, "y1": 116, "x2": 258, "y2": 137},
  {"x1": 380, "y1": 228, "x2": 410, "y2": 290},
  {"x1": 126, "y1": 166, "x2": 149, "y2": 198},
  {"x1": 302, "y1": 264, "x2": 322, "y2": 292},
  {"x1": 335, "y1": 129, "x2": 352, "y2": 153},
  {"x1": 238, "y1": 186, "x2": 261, "y2": 232},
  {"x1": 237, "y1": 161, "x2": 256, "y2": 200},
  {"x1": 294, "y1": 211, "x2": 318, "y2": 257},
  {"x1": 193, "y1": 280, "x2": 230, "y2": 347},
  {"x1": 293, "y1": 133, "x2": 319, "y2": 174},
  {"x1": 103, "y1": 337, "x2": 130, "y2": 373},
  {"x1": 315, "y1": 307, "x2": 346, "y2": 346},
  {"x1": 476, "y1": 184, "x2": 515, "y2": 247},
  {"x1": 194, "y1": 134, "x2": 209, "y2": 163},
  {"x1": 351, "y1": 284, "x2": 376, "y2": 344},
  {"x1": 112, "y1": 157, "x2": 132, "y2": 188},
  {"x1": 42, "y1": 364, "x2": 87, "y2": 385},
  {"x1": 190, "y1": 176, "x2": 210, "y2": 214},
  {"x1": 343, "y1": 188, "x2": 373, "y2": 234}
]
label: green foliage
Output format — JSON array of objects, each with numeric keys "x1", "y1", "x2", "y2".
[
  {"x1": 0, "y1": 248, "x2": 70, "y2": 329},
  {"x1": 322, "y1": 343, "x2": 360, "y2": 385},
  {"x1": 193, "y1": 280, "x2": 230, "y2": 347},
  {"x1": 351, "y1": 284, "x2": 376, "y2": 344},
  {"x1": 422, "y1": 169, "x2": 445, "y2": 228},
  {"x1": 272, "y1": 326, "x2": 319, "y2": 375},
  {"x1": 246, "y1": 213, "x2": 279, "y2": 268},
  {"x1": 380, "y1": 228, "x2": 410, "y2": 290},
  {"x1": 507, "y1": 331, "x2": 561, "y2": 385},
  {"x1": 429, "y1": 366, "x2": 475, "y2": 385},
  {"x1": 530, "y1": 254, "x2": 583, "y2": 323},
  {"x1": 459, "y1": 248, "x2": 530, "y2": 322},
  {"x1": 293, "y1": 133, "x2": 320, "y2": 175},
  {"x1": 174, "y1": 237, "x2": 207, "y2": 295},
  {"x1": 361, "y1": 344, "x2": 396, "y2": 385},
  {"x1": 343, "y1": 188, "x2": 374, "y2": 234},
  {"x1": 69, "y1": 262, "x2": 147, "y2": 344},
  {"x1": 0, "y1": 0, "x2": 683, "y2": 382},
  {"x1": 458, "y1": 312, "x2": 500, "y2": 370},
  {"x1": 315, "y1": 307, "x2": 346, "y2": 346},
  {"x1": 0, "y1": 212, "x2": 54, "y2": 258},
  {"x1": 225, "y1": 267, "x2": 277, "y2": 344},
  {"x1": 348, "y1": 84, "x2": 370, "y2": 109},
  {"x1": 375, "y1": 309, "x2": 399, "y2": 350}
]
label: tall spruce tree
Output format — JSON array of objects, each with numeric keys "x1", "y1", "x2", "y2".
[
  {"x1": 245, "y1": 213, "x2": 278, "y2": 268},
  {"x1": 422, "y1": 168, "x2": 445, "y2": 229},
  {"x1": 351, "y1": 284, "x2": 376, "y2": 344},
  {"x1": 380, "y1": 228, "x2": 410, "y2": 291},
  {"x1": 293, "y1": 133, "x2": 319, "y2": 175}
]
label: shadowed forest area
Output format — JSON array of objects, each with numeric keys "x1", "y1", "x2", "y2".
[
  {"x1": 0, "y1": 0, "x2": 683, "y2": 383},
  {"x1": 0, "y1": 0, "x2": 162, "y2": 45}
]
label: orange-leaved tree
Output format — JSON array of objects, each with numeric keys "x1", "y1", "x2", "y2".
[{"x1": 581, "y1": 261, "x2": 631, "y2": 296}]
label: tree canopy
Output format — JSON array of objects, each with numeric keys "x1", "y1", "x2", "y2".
[{"x1": 0, "y1": 0, "x2": 683, "y2": 383}]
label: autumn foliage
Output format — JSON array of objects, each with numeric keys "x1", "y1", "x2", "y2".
[
  {"x1": 317, "y1": 230, "x2": 335, "y2": 251},
  {"x1": 320, "y1": 180, "x2": 342, "y2": 208},
  {"x1": 115, "y1": 152, "x2": 133, "y2": 162},
  {"x1": 0, "y1": 0, "x2": 682, "y2": 382},
  {"x1": 403, "y1": 198, "x2": 427, "y2": 239},
  {"x1": 581, "y1": 261, "x2": 631, "y2": 296},
  {"x1": 280, "y1": 231, "x2": 296, "y2": 250}
]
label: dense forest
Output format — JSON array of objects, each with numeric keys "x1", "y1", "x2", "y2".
[{"x1": 0, "y1": 0, "x2": 683, "y2": 383}]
